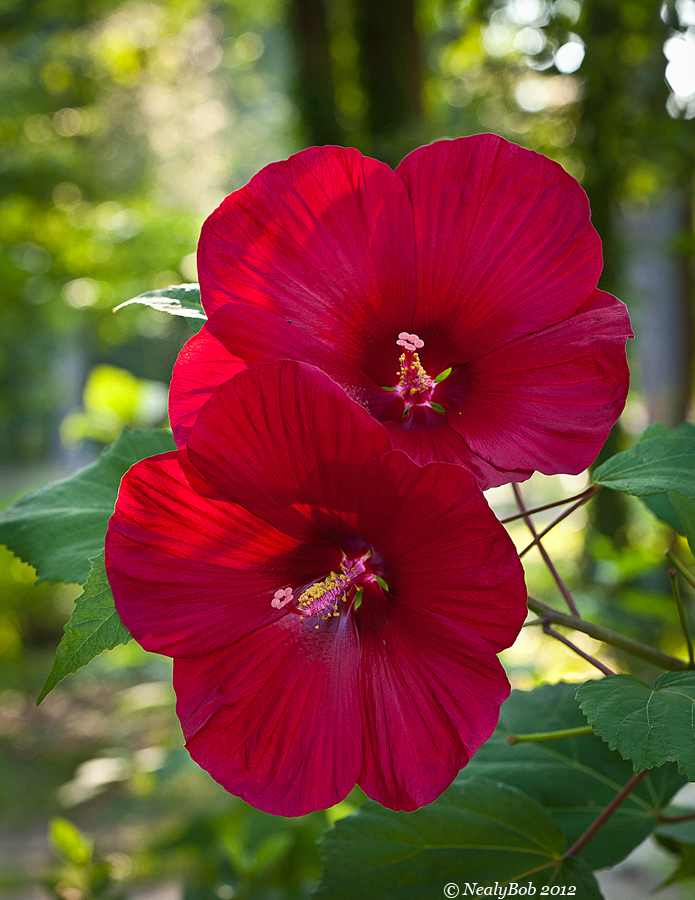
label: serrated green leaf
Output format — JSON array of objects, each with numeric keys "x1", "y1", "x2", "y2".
[
  {"x1": 315, "y1": 776, "x2": 603, "y2": 899},
  {"x1": 0, "y1": 428, "x2": 175, "y2": 584},
  {"x1": 38, "y1": 552, "x2": 131, "y2": 703},
  {"x1": 593, "y1": 433, "x2": 695, "y2": 498},
  {"x1": 637, "y1": 424, "x2": 695, "y2": 535},
  {"x1": 577, "y1": 673, "x2": 695, "y2": 779},
  {"x1": 113, "y1": 283, "x2": 205, "y2": 320},
  {"x1": 461, "y1": 682, "x2": 684, "y2": 870}
]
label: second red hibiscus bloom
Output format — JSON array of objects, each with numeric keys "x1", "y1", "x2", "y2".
[
  {"x1": 170, "y1": 133, "x2": 632, "y2": 489},
  {"x1": 106, "y1": 361, "x2": 527, "y2": 816}
]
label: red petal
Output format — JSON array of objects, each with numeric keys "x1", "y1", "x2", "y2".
[
  {"x1": 105, "y1": 451, "x2": 342, "y2": 657},
  {"x1": 174, "y1": 611, "x2": 362, "y2": 816},
  {"x1": 186, "y1": 360, "x2": 392, "y2": 541},
  {"x1": 169, "y1": 325, "x2": 245, "y2": 447},
  {"x1": 198, "y1": 145, "x2": 417, "y2": 338},
  {"x1": 397, "y1": 134, "x2": 603, "y2": 358},
  {"x1": 446, "y1": 289, "x2": 632, "y2": 476},
  {"x1": 356, "y1": 583, "x2": 510, "y2": 811},
  {"x1": 356, "y1": 451, "x2": 527, "y2": 652},
  {"x1": 205, "y1": 303, "x2": 372, "y2": 393}
]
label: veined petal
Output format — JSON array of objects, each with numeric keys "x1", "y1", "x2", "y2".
[
  {"x1": 169, "y1": 325, "x2": 246, "y2": 448},
  {"x1": 397, "y1": 134, "x2": 602, "y2": 359},
  {"x1": 105, "y1": 451, "x2": 342, "y2": 658},
  {"x1": 357, "y1": 583, "x2": 510, "y2": 811},
  {"x1": 356, "y1": 451, "x2": 527, "y2": 652},
  {"x1": 186, "y1": 360, "x2": 392, "y2": 541},
  {"x1": 198, "y1": 145, "x2": 417, "y2": 336},
  {"x1": 447, "y1": 289, "x2": 632, "y2": 476},
  {"x1": 175, "y1": 611, "x2": 362, "y2": 817}
]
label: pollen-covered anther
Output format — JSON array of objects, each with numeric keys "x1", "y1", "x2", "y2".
[
  {"x1": 271, "y1": 587, "x2": 293, "y2": 609},
  {"x1": 396, "y1": 332, "x2": 425, "y2": 352}
]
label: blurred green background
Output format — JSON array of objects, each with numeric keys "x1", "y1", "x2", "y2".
[{"x1": 2, "y1": 0, "x2": 695, "y2": 897}]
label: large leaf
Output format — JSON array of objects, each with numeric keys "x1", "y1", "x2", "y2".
[
  {"x1": 113, "y1": 283, "x2": 206, "y2": 320},
  {"x1": 0, "y1": 428, "x2": 175, "y2": 584},
  {"x1": 593, "y1": 429, "x2": 695, "y2": 498},
  {"x1": 37, "y1": 552, "x2": 131, "y2": 703},
  {"x1": 315, "y1": 777, "x2": 603, "y2": 899},
  {"x1": 577, "y1": 673, "x2": 695, "y2": 779},
  {"x1": 656, "y1": 819, "x2": 695, "y2": 885},
  {"x1": 462, "y1": 682, "x2": 684, "y2": 870},
  {"x1": 635, "y1": 424, "x2": 695, "y2": 547}
]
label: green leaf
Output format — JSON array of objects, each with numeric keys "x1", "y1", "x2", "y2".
[
  {"x1": 636, "y1": 424, "x2": 695, "y2": 537},
  {"x1": 113, "y1": 283, "x2": 206, "y2": 320},
  {"x1": 593, "y1": 431, "x2": 695, "y2": 498},
  {"x1": 37, "y1": 552, "x2": 131, "y2": 703},
  {"x1": 462, "y1": 682, "x2": 684, "y2": 870},
  {"x1": 656, "y1": 820, "x2": 695, "y2": 884},
  {"x1": 577, "y1": 673, "x2": 695, "y2": 779},
  {"x1": 316, "y1": 776, "x2": 603, "y2": 899},
  {"x1": 0, "y1": 428, "x2": 175, "y2": 585}
]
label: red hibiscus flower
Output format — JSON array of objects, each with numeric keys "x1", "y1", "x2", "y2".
[
  {"x1": 170, "y1": 133, "x2": 632, "y2": 490},
  {"x1": 106, "y1": 360, "x2": 526, "y2": 816}
]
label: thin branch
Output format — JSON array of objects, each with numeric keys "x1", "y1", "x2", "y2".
[
  {"x1": 563, "y1": 769, "x2": 649, "y2": 858},
  {"x1": 513, "y1": 484, "x2": 580, "y2": 616},
  {"x1": 658, "y1": 810, "x2": 695, "y2": 824},
  {"x1": 519, "y1": 487, "x2": 601, "y2": 558},
  {"x1": 507, "y1": 725, "x2": 593, "y2": 744},
  {"x1": 669, "y1": 567, "x2": 694, "y2": 666},
  {"x1": 667, "y1": 551, "x2": 695, "y2": 592},
  {"x1": 500, "y1": 486, "x2": 600, "y2": 524},
  {"x1": 543, "y1": 623, "x2": 615, "y2": 676},
  {"x1": 527, "y1": 596, "x2": 691, "y2": 671}
]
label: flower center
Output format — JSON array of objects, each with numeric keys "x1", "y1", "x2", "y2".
[
  {"x1": 271, "y1": 556, "x2": 369, "y2": 628},
  {"x1": 395, "y1": 333, "x2": 435, "y2": 406}
]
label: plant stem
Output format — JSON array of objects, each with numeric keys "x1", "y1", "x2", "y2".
[
  {"x1": 500, "y1": 486, "x2": 600, "y2": 524},
  {"x1": 658, "y1": 810, "x2": 695, "y2": 824},
  {"x1": 667, "y1": 551, "x2": 695, "y2": 592},
  {"x1": 507, "y1": 725, "x2": 593, "y2": 744},
  {"x1": 543, "y1": 623, "x2": 615, "y2": 676},
  {"x1": 519, "y1": 487, "x2": 601, "y2": 559},
  {"x1": 527, "y1": 596, "x2": 690, "y2": 671},
  {"x1": 563, "y1": 769, "x2": 649, "y2": 858},
  {"x1": 513, "y1": 484, "x2": 580, "y2": 616},
  {"x1": 669, "y1": 567, "x2": 694, "y2": 666}
]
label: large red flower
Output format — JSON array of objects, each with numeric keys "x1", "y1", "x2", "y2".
[
  {"x1": 170, "y1": 133, "x2": 632, "y2": 489},
  {"x1": 106, "y1": 360, "x2": 527, "y2": 816}
]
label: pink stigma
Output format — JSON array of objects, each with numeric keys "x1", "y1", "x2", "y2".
[
  {"x1": 272, "y1": 587, "x2": 293, "y2": 609},
  {"x1": 396, "y1": 332, "x2": 424, "y2": 352}
]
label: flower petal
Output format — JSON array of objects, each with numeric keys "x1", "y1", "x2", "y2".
[
  {"x1": 198, "y1": 145, "x2": 417, "y2": 339},
  {"x1": 105, "y1": 451, "x2": 342, "y2": 657},
  {"x1": 356, "y1": 451, "x2": 527, "y2": 652},
  {"x1": 356, "y1": 584, "x2": 510, "y2": 811},
  {"x1": 186, "y1": 360, "x2": 392, "y2": 541},
  {"x1": 169, "y1": 325, "x2": 246, "y2": 448},
  {"x1": 396, "y1": 134, "x2": 603, "y2": 358},
  {"x1": 446, "y1": 290, "x2": 632, "y2": 476},
  {"x1": 174, "y1": 611, "x2": 362, "y2": 816}
]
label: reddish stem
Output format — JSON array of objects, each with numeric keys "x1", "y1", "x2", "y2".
[
  {"x1": 543, "y1": 623, "x2": 615, "y2": 677},
  {"x1": 501, "y1": 486, "x2": 600, "y2": 524},
  {"x1": 512, "y1": 484, "x2": 580, "y2": 617},
  {"x1": 563, "y1": 769, "x2": 649, "y2": 858},
  {"x1": 659, "y1": 810, "x2": 695, "y2": 824},
  {"x1": 519, "y1": 486, "x2": 601, "y2": 559}
]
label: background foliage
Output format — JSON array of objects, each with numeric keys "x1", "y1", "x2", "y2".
[{"x1": 3, "y1": 0, "x2": 695, "y2": 897}]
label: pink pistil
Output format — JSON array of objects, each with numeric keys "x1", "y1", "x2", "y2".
[
  {"x1": 270, "y1": 556, "x2": 370, "y2": 626},
  {"x1": 396, "y1": 331, "x2": 425, "y2": 352}
]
